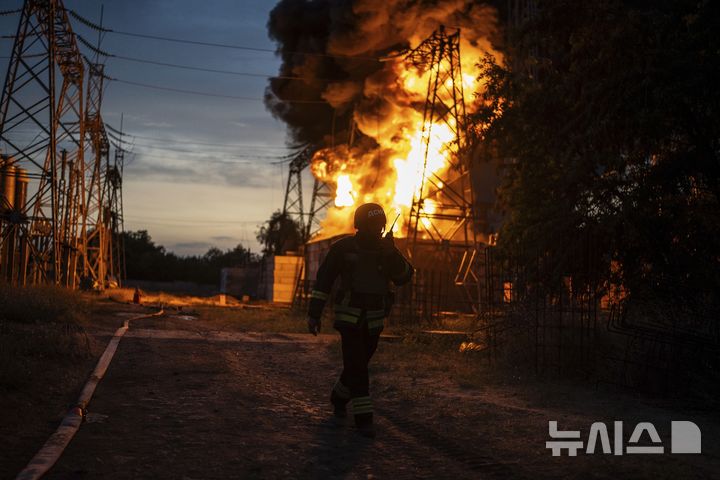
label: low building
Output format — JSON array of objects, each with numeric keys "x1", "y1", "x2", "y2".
[{"x1": 258, "y1": 254, "x2": 303, "y2": 303}]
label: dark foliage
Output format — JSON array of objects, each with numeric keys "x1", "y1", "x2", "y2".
[
  {"x1": 473, "y1": 0, "x2": 720, "y2": 309},
  {"x1": 256, "y1": 210, "x2": 303, "y2": 256},
  {"x1": 123, "y1": 230, "x2": 258, "y2": 285}
]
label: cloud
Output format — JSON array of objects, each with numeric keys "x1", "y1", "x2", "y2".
[
  {"x1": 211, "y1": 235, "x2": 237, "y2": 242},
  {"x1": 172, "y1": 241, "x2": 211, "y2": 249},
  {"x1": 169, "y1": 241, "x2": 214, "y2": 256},
  {"x1": 124, "y1": 161, "x2": 198, "y2": 181},
  {"x1": 142, "y1": 121, "x2": 174, "y2": 128},
  {"x1": 124, "y1": 150, "x2": 278, "y2": 188}
]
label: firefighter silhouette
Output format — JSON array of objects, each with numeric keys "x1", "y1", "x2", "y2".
[{"x1": 307, "y1": 203, "x2": 414, "y2": 438}]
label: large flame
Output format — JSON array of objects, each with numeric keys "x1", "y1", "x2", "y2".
[
  {"x1": 334, "y1": 174, "x2": 356, "y2": 207},
  {"x1": 310, "y1": 30, "x2": 501, "y2": 239}
]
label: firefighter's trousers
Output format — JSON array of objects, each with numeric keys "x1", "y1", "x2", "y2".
[{"x1": 331, "y1": 322, "x2": 380, "y2": 426}]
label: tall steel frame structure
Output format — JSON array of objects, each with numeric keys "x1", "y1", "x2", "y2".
[
  {"x1": 282, "y1": 145, "x2": 313, "y2": 241},
  {"x1": 281, "y1": 145, "x2": 334, "y2": 241},
  {"x1": 106, "y1": 138, "x2": 125, "y2": 285},
  {"x1": 82, "y1": 38, "x2": 111, "y2": 288},
  {"x1": 307, "y1": 179, "x2": 333, "y2": 238},
  {"x1": 0, "y1": 0, "x2": 87, "y2": 287},
  {"x1": 404, "y1": 26, "x2": 480, "y2": 307}
]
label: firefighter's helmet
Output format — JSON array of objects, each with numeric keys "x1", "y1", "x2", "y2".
[{"x1": 354, "y1": 203, "x2": 386, "y2": 232}]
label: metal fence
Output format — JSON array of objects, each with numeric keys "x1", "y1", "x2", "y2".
[{"x1": 292, "y1": 237, "x2": 720, "y2": 393}]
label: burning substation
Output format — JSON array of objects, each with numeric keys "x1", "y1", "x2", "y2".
[{"x1": 264, "y1": 13, "x2": 506, "y2": 330}]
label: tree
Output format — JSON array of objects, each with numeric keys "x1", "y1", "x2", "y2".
[
  {"x1": 122, "y1": 230, "x2": 258, "y2": 284},
  {"x1": 256, "y1": 210, "x2": 303, "y2": 256},
  {"x1": 474, "y1": 0, "x2": 720, "y2": 307}
]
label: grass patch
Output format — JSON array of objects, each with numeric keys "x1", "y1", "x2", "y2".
[
  {"x1": 0, "y1": 284, "x2": 90, "y2": 325},
  {"x1": 0, "y1": 284, "x2": 95, "y2": 389},
  {"x1": 105, "y1": 287, "x2": 223, "y2": 307},
  {"x1": 372, "y1": 333, "x2": 493, "y2": 390}
]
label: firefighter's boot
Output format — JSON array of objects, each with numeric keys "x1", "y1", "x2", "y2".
[
  {"x1": 352, "y1": 396, "x2": 375, "y2": 438},
  {"x1": 331, "y1": 380, "x2": 350, "y2": 418},
  {"x1": 355, "y1": 414, "x2": 376, "y2": 438}
]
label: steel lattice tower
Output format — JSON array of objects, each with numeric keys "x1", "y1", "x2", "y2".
[
  {"x1": 281, "y1": 145, "x2": 334, "y2": 241},
  {"x1": 282, "y1": 146, "x2": 313, "y2": 241},
  {"x1": 307, "y1": 179, "x2": 333, "y2": 238},
  {"x1": 0, "y1": 0, "x2": 86, "y2": 286},
  {"x1": 83, "y1": 59, "x2": 111, "y2": 289},
  {"x1": 106, "y1": 143, "x2": 125, "y2": 286},
  {"x1": 405, "y1": 26, "x2": 480, "y2": 308}
]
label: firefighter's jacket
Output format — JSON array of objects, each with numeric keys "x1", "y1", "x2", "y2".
[{"x1": 308, "y1": 232, "x2": 414, "y2": 334}]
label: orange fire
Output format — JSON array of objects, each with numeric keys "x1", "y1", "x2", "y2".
[{"x1": 310, "y1": 31, "x2": 501, "y2": 239}]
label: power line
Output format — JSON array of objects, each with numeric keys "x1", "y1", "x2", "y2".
[
  {"x1": 67, "y1": 9, "x2": 380, "y2": 62},
  {"x1": 106, "y1": 131, "x2": 299, "y2": 150},
  {"x1": 130, "y1": 152, "x2": 252, "y2": 163},
  {"x1": 5, "y1": 35, "x2": 343, "y2": 105},
  {"x1": 108, "y1": 77, "x2": 329, "y2": 104},
  {"x1": 132, "y1": 148, "x2": 286, "y2": 162},
  {"x1": 129, "y1": 139, "x2": 295, "y2": 156},
  {"x1": 105, "y1": 123, "x2": 127, "y2": 136},
  {"x1": 136, "y1": 145, "x2": 292, "y2": 161},
  {"x1": 111, "y1": 53, "x2": 317, "y2": 81}
]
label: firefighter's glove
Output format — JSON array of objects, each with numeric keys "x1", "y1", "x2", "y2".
[{"x1": 307, "y1": 316, "x2": 321, "y2": 336}]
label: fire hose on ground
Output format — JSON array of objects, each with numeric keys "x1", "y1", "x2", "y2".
[{"x1": 15, "y1": 308, "x2": 165, "y2": 480}]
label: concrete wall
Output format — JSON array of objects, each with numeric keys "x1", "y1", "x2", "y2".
[{"x1": 220, "y1": 265, "x2": 261, "y2": 299}]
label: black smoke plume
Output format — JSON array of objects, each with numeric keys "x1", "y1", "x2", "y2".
[{"x1": 265, "y1": 0, "x2": 501, "y2": 148}]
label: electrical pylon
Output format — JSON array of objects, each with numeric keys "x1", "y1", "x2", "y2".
[
  {"x1": 282, "y1": 146, "x2": 313, "y2": 241},
  {"x1": 281, "y1": 145, "x2": 334, "y2": 241},
  {"x1": 307, "y1": 179, "x2": 333, "y2": 238},
  {"x1": 106, "y1": 141, "x2": 125, "y2": 286},
  {"x1": 82, "y1": 57, "x2": 111, "y2": 288},
  {"x1": 405, "y1": 26, "x2": 480, "y2": 308},
  {"x1": 0, "y1": 0, "x2": 86, "y2": 286}
]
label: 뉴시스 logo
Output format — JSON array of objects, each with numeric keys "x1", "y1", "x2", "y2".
[{"x1": 546, "y1": 421, "x2": 701, "y2": 456}]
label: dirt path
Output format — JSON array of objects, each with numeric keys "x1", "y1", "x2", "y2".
[
  {"x1": 45, "y1": 327, "x2": 485, "y2": 479},
  {"x1": 37, "y1": 312, "x2": 719, "y2": 479}
]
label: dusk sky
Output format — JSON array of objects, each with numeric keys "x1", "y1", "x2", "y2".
[{"x1": 0, "y1": 1, "x2": 294, "y2": 256}]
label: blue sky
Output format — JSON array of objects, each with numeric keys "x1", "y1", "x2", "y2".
[{"x1": 0, "y1": 1, "x2": 294, "y2": 255}]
